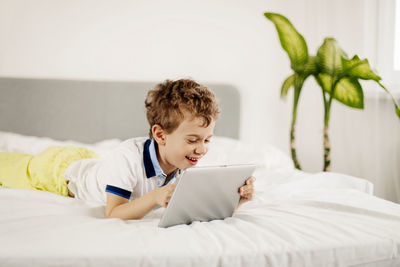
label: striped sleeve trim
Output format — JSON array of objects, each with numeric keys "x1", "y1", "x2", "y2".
[{"x1": 105, "y1": 185, "x2": 132, "y2": 199}]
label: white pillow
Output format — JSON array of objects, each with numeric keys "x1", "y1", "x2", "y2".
[
  {"x1": 200, "y1": 136, "x2": 294, "y2": 171},
  {"x1": 0, "y1": 132, "x2": 294, "y2": 172},
  {"x1": 0, "y1": 131, "x2": 121, "y2": 157}
]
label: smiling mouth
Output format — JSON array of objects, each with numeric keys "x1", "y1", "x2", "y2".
[{"x1": 185, "y1": 156, "x2": 199, "y2": 165}]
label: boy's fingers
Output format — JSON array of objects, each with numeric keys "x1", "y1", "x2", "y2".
[
  {"x1": 168, "y1": 184, "x2": 176, "y2": 192},
  {"x1": 243, "y1": 184, "x2": 254, "y2": 192},
  {"x1": 239, "y1": 184, "x2": 255, "y2": 196},
  {"x1": 240, "y1": 187, "x2": 255, "y2": 197},
  {"x1": 245, "y1": 191, "x2": 254, "y2": 199},
  {"x1": 241, "y1": 187, "x2": 246, "y2": 194},
  {"x1": 246, "y1": 177, "x2": 255, "y2": 185}
]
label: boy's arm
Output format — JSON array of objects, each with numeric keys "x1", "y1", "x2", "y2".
[{"x1": 105, "y1": 184, "x2": 176, "y2": 220}]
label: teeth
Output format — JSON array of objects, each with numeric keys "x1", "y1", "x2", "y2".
[{"x1": 187, "y1": 156, "x2": 198, "y2": 161}]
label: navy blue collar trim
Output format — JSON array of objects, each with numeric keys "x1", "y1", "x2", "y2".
[{"x1": 143, "y1": 139, "x2": 156, "y2": 178}]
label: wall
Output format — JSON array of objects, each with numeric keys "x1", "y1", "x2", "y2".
[
  {"x1": 0, "y1": 0, "x2": 302, "y2": 152},
  {"x1": 0, "y1": 0, "x2": 399, "y2": 202}
]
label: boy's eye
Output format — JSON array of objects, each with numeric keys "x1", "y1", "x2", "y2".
[{"x1": 187, "y1": 138, "x2": 211, "y2": 144}]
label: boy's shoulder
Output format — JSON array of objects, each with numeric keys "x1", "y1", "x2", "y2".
[
  {"x1": 102, "y1": 137, "x2": 149, "y2": 169},
  {"x1": 114, "y1": 137, "x2": 149, "y2": 156},
  {"x1": 119, "y1": 136, "x2": 148, "y2": 147}
]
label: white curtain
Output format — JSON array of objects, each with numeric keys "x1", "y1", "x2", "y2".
[
  {"x1": 298, "y1": 0, "x2": 400, "y2": 203},
  {"x1": 330, "y1": 89, "x2": 400, "y2": 203}
]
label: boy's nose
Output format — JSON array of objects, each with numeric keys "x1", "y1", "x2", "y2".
[{"x1": 195, "y1": 143, "x2": 207, "y2": 155}]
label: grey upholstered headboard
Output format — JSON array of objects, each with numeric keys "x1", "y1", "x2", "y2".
[{"x1": 0, "y1": 77, "x2": 240, "y2": 143}]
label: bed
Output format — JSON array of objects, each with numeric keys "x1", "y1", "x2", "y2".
[{"x1": 0, "y1": 77, "x2": 399, "y2": 267}]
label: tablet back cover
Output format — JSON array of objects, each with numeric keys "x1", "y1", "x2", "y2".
[{"x1": 158, "y1": 164, "x2": 256, "y2": 228}]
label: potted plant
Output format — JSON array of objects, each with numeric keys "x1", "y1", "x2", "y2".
[{"x1": 264, "y1": 12, "x2": 400, "y2": 171}]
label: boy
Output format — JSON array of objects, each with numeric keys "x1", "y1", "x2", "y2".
[{"x1": 0, "y1": 79, "x2": 255, "y2": 220}]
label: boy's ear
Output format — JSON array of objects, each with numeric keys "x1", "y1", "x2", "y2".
[{"x1": 152, "y1": 124, "x2": 166, "y2": 145}]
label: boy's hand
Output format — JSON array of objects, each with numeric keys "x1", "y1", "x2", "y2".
[
  {"x1": 238, "y1": 176, "x2": 255, "y2": 205},
  {"x1": 151, "y1": 184, "x2": 176, "y2": 207}
]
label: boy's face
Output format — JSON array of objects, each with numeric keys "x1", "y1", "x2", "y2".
[{"x1": 153, "y1": 113, "x2": 215, "y2": 174}]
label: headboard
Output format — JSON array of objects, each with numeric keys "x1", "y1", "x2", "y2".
[{"x1": 0, "y1": 77, "x2": 240, "y2": 143}]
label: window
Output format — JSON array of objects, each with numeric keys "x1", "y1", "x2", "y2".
[
  {"x1": 377, "y1": 0, "x2": 400, "y2": 89},
  {"x1": 394, "y1": 0, "x2": 400, "y2": 71}
]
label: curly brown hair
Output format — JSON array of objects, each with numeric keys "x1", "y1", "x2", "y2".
[{"x1": 144, "y1": 79, "x2": 220, "y2": 138}]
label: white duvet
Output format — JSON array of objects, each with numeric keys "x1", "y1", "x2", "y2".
[{"x1": 0, "y1": 132, "x2": 400, "y2": 267}]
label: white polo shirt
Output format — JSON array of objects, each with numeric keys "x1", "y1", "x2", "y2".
[{"x1": 64, "y1": 137, "x2": 182, "y2": 204}]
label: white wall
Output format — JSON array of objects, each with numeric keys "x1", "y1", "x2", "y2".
[
  {"x1": 0, "y1": 0, "x2": 302, "y2": 152},
  {"x1": 1, "y1": 0, "x2": 399, "y2": 202}
]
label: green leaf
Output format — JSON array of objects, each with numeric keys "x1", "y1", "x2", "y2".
[
  {"x1": 280, "y1": 73, "x2": 308, "y2": 100},
  {"x1": 334, "y1": 78, "x2": 364, "y2": 109},
  {"x1": 316, "y1": 74, "x2": 364, "y2": 109},
  {"x1": 293, "y1": 73, "x2": 306, "y2": 91},
  {"x1": 264, "y1": 12, "x2": 308, "y2": 71},
  {"x1": 302, "y1": 56, "x2": 318, "y2": 76},
  {"x1": 281, "y1": 74, "x2": 295, "y2": 99},
  {"x1": 317, "y1": 38, "x2": 347, "y2": 76},
  {"x1": 342, "y1": 55, "x2": 381, "y2": 81},
  {"x1": 342, "y1": 56, "x2": 400, "y2": 119},
  {"x1": 378, "y1": 82, "x2": 400, "y2": 119},
  {"x1": 314, "y1": 73, "x2": 331, "y2": 92}
]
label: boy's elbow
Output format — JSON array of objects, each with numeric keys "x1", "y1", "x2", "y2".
[
  {"x1": 105, "y1": 209, "x2": 113, "y2": 219},
  {"x1": 105, "y1": 206, "x2": 120, "y2": 219},
  {"x1": 105, "y1": 210, "x2": 123, "y2": 219},
  {"x1": 104, "y1": 209, "x2": 143, "y2": 220}
]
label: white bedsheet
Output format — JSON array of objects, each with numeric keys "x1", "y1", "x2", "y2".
[{"x1": 1, "y1": 171, "x2": 399, "y2": 267}]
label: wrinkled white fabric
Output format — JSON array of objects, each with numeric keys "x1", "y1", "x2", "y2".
[{"x1": 0, "y1": 170, "x2": 399, "y2": 267}]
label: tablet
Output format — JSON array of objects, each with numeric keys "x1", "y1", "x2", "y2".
[{"x1": 158, "y1": 164, "x2": 256, "y2": 228}]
